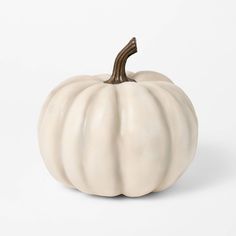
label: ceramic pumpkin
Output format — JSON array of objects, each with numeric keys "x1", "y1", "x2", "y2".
[{"x1": 38, "y1": 38, "x2": 198, "y2": 197}]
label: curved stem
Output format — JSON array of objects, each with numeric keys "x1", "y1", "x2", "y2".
[{"x1": 104, "y1": 37, "x2": 137, "y2": 84}]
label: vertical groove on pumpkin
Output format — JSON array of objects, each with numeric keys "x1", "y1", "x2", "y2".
[
  {"x1": 79, "y1": 85, "x2": 105, "y2": 193},
  {"x1": 153, "y1": 84, "x2": 192, "y2": 190},
  {"x1": 154, "y1": 81, "x2": 197, "y2": 120},
  {"x1": 114, "y1": 86, "x2": 123, "y2": 195},
  {"x1": 141, "y1": 85, "x2": 173, "y2": 192},
  {"x1": 159, "y1": 84, "x2": 197, "y2": 155},
  {"x1": 60, "y1": 82, "x2": 101, "y2": 188},
  {"x1": 39, "y1": 80, "x2": 93, "y2": 187},
  {"x1": 62, "y1": 83, "x2": 104, "y2": 192}
]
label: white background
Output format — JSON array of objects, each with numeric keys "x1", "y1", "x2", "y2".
[{"x1": 0, "y1": 0, "x2": 236, "y2": 235}]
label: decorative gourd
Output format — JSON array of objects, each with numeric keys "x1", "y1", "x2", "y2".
[{"x1": 38, "y1": 38, "x2": 198, "y2": 197}]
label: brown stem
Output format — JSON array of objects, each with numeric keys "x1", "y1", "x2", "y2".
[{"x1": 104, "y1": 37, "x2": 137, "y2": 84}]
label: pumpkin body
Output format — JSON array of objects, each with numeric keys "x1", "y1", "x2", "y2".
[{"x1": 38, "y1": 71, "x2": 198, "y2": 197}]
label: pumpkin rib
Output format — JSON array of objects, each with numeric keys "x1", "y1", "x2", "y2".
[
  {"x1": 38, "y1": 77, "x2": 98, "y2": 131},
  {"x1": 164, "y1": 93, "x2": 197, "y2": 190},
  {"x1": 114, "y1": 85, "x2": 123, "y2": 195},
  {"x1": 153, "y1": 83, "x2": 196, "y2": 190},
  {"x1": 77, "y1": 84, "x2": 122, "y2": 196},
  {"x1": 38, "y1": 81, "x2": 93, "y2": 186},
  {"x1": 61, "y1": 83, "x2": 106, "y2": 193},
  {"x1": 77, "y1": 84, "x2": 106, "y2": 194},
  {"x1": 140, "y1": 83, "x2": 173, "y2": 192},
  {"x1": 118, "y1": 83, "x2": 170, "y2": 196},
  {"x1": 158, "y1": 83, "x2": 198, "y2": 127},
  {"x1": 39, "y1": 81, "x2": 101, "y2": 187},
  {"x1": 58, "y1": 82, "x2": 103, "y2": 188},
  {"x1": 133, "y1": 71, "x2": 173, "y2": 83},
  {"x1": 163, "y1": 85, "x2": 198, "y2": 157},
  {"x1": 152, "y1": 81, "x2": 197, "y2": 118},
  {"x1": 140, "y1": 81, "x2": 195, "y2": 191},
  {"x1": 157, "y1": 84, "x2": 197, "y2": 146}
]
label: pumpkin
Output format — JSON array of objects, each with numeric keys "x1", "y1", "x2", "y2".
[{"x1": 38, "y1": 38, "x2": 198, "y2": 197}]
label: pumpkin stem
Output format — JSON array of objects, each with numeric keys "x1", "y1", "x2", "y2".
[{"x1": 104, "y1": 37, "x2": 137, "y2": 84}]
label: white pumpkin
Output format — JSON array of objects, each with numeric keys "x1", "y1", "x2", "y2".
[{"x1": 38, "y1": 38, "x2": 198, "y2": 197}]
